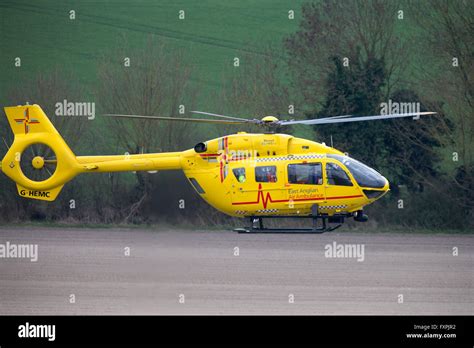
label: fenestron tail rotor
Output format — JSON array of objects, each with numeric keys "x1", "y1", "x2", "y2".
[
  {"x1": 2, "y1": 105, "x2": 83, "y2": 201},
  {"x1": 20, "y1": 143, "x2": 57, "y2": 182}
]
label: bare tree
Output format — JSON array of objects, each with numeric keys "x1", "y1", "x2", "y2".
[
  {"x1": 216, "y1": 44, "x2": 292, "y2": 134},
  {"x1": 97, "y1": 36, "x2": 198, "y2": 153},
  {"x1": 3, "y1": 68, "x2": 87, "y2": 149},
  {"x1": 409, "y1": 0, "x2": 474, "y2": 209},
  {"x1": 96, "y1": 36, "x2": 199, "y2": 222},
  {"x1": 286, "y1": 0, "x2": 408, "y2": 111}
]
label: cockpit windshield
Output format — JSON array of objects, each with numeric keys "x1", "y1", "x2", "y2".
[{"x1": 327, "y1": 154, "x2": 386, "y2": 188}]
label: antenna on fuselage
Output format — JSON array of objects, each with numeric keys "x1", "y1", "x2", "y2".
[{"x1": 330, "y1": 135, "x2": 334, "y2": 148}]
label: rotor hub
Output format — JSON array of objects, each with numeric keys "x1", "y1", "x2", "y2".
[
  {"x1": 32, "y1": 156, "x2": 45, "y2": 169},
  {"x1": 20, "y1": 143, "x2": 57, "y2": 182},
  {"x1": 261, "y1": 116, "x2": 279, "y2": 123}
]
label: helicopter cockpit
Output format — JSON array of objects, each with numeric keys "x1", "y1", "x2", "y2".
[{"x1": 326, "y1": 154, "x2": 388, "y2": 190}]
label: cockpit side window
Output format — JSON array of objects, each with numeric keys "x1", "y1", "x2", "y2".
[
  {"x1": 233, "y1": 168, "x2": 246, "y2": 183},
  {"x1": 288, "y1": 163, "x2": 323, "y2": 185},
  {"x1": 255, "y1": 166, "x2": 277, "y2": 183},
  {"x1": 327, "y1": 154, "x2": 386, "y2": 188},
  {"x1": 326, "y1": 162, "x2": 353, "y2": 186}
]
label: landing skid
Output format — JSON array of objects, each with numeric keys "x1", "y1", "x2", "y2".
[{"x1": 234, "y1": 215, "x2": 344, "y2": 234}]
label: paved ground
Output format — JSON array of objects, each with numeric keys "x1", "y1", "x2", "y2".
[{"x1": 0, "y1": 226, "x2": 472, "y2": 315}]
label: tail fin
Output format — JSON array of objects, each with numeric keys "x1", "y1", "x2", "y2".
[{"x1": 1, "y1": 104, "x2": 79, "y2": 201}]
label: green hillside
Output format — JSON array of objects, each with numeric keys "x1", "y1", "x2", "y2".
[{"x1": 0, "y1": 0, "x2": 305, "y2": 108}]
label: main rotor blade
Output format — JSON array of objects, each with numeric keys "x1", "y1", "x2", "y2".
[
  {"x1": 280, "y1": 111, "x2": 437, "y2": 126},
  {"x1": 191, "y1": 111, "x2": 253, "y2": 122},
  {"x1": 313, "y1": 114, "x2": 353, "y2": 121},
  {"x1": 103, "y1": 114, "x2": 252, "y2": 125},
  {"x1": 278, "y1": 114, "x2": 352, "y2": 124},
  {"x1": 2, "y1": 137, "x2": 10, "y2": 150}
]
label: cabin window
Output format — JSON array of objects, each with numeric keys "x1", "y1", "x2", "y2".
[
  {"x1": 288, "y1": 163, "x2": 322, "y2": 185},
  {"x1": 326, "y1": 163, "x2": 353, "y2": 186},
  {"x1": 255, "y1": 166, "x2": 277, "y2": 183},
  {"x1": 233, "y1": 168, "x2": 246, "y2": 183}
]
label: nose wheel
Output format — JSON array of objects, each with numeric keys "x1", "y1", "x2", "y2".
[{"x1": 354, "y1": 210, "x2": 369, "y2": 222}]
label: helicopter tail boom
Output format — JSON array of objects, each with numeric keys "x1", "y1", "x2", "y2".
[
  {"x1": 1, "y1": 105, "x2": 182, "y2": 201},
  {"x1": 75, "y1": 152, "x2": 182, "y2": 173}
]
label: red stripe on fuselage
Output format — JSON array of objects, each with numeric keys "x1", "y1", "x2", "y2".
[
  {"x1": 326, "y1": 195, "x2": 363, "y2": 200},
  {"x1": 219, "y1": 161, "x2": 224, "y2": 182},
  {"x1": 232, "y1": 188, "x2": 363, "y2": 208}
]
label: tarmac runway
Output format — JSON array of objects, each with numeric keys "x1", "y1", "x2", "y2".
[{"x1": 0, "y1": 226, "x2": 472, "y2": 315}]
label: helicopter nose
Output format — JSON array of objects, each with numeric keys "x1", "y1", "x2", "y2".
[
  {"x1": 361, "y1": 175, "x2": 390, "y2": 201},
  {"x1": 382, "y1": 177, "x2": 390, "y2": 193}
]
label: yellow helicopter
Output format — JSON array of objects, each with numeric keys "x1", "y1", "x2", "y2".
[{"x1": 1, "y1": 104, "x2": 435, "y2": 233}]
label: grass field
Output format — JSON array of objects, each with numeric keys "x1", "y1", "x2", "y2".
[{"x1": 0, "y1": 0, "x2": 306, "y2": 109}]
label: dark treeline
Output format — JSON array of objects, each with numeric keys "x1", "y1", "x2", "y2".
[{"x1": 0, "y1": 0, "x2": 472, "y2": 230}]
